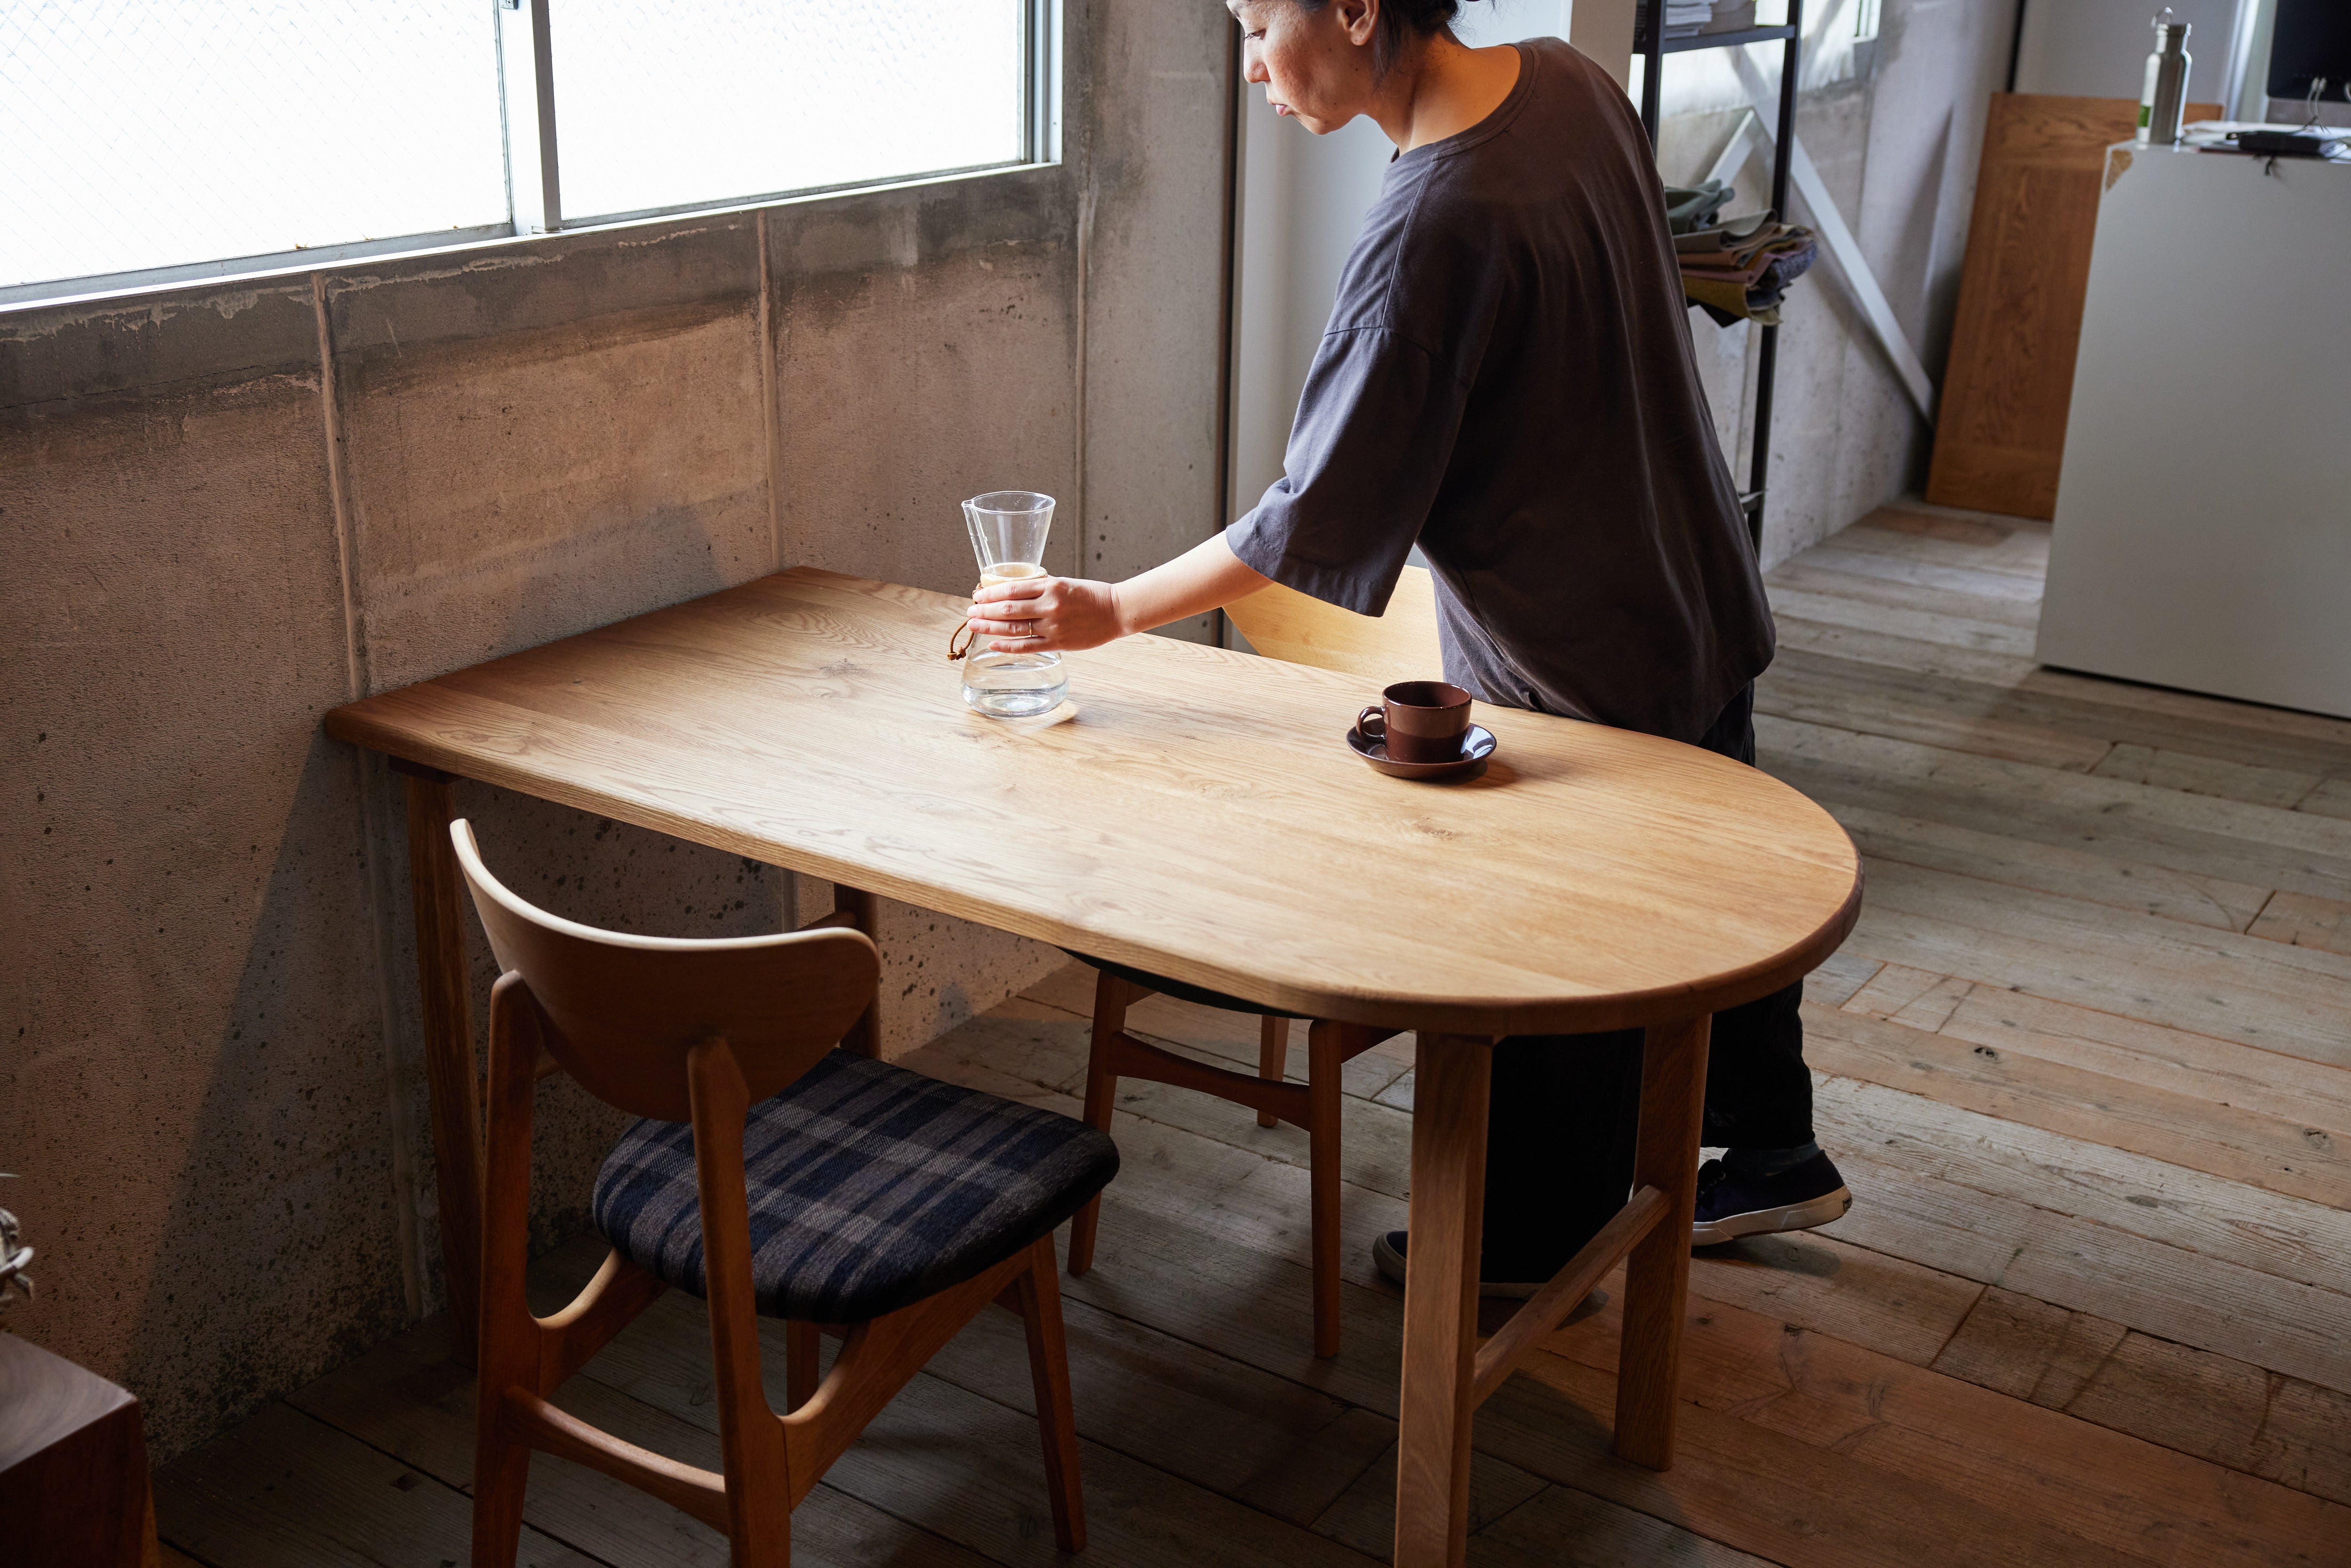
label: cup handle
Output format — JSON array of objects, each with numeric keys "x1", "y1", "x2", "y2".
[{"x1": 1357, "y1": 705, "x2": 1385, "y2": 741}]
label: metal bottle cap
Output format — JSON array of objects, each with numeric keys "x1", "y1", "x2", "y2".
[{"x1": 2151, "y1": 8, "x2": 2190, "y2": 54}]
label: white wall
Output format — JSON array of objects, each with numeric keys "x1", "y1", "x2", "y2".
[
  {"x1": 1226, "y1": 83, "x2": 1386, "y2": 521},
  {"x1": 2012, "y1": 3, "x2": 2351, "y2": 138},
  {"x1": 2013, "y1": 0, "x2": 2248, "y2": 107}
]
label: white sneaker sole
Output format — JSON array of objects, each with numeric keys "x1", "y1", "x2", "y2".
[{"x1": 1690, "y1": 1184, "x2": 1853, "y2": 1247}]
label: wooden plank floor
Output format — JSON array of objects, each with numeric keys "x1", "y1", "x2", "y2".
[{"x1": 155, "y1": 501, "x2": 2351, "y2": 1567}]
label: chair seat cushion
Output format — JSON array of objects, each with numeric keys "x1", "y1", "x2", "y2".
[
  {"x1": 592, "y1": 1051, "x2": 1119, "y2": 1323},
  {"x1": 1061, "y1": 950, "x2": 1311, "y2": 1020}
]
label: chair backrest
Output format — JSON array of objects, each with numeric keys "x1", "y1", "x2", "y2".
[
  {"x1": 1224, "y1": 563, "x2": 1443, "y2": 681},
  {"x1": 450, "y1": 819, "x2": 878, "y2": 1122}
]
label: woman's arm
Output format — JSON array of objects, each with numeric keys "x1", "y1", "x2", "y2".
[{"x1": 967, "y1": 532, "x2": 1270, "y2": 653}]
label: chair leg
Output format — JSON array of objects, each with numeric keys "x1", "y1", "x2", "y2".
[
  {"x1": 1307, "y1": 1020, "x2": 1345, "y2": 1359},
  {"x1": 473, "y1": 974, "x2": 545, "y2": 1568},
  {"x1": 469, "y1": 1402, "x2": 534, "y2": 1568},
  {"x1": 689, "y1": 1040, "x2": 796, "y2": 1560},
  {"x1": 784, "y1": 1320, "x2": 821, "y2": 1414},
  {"x1": 1256, "y1": 1015, "x2": 1290, "y2": 1128},
  {"x1": 1068, "y1": 970, "x2": 1132, "y2": 1278},
  {"x1": 1013, "y1": 1234, "x2": 1088, "y2": 1554}
]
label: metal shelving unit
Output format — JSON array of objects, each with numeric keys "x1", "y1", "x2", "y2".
[{"x1": 1637, "y1": 2, "x2": 1802, "y2": 551}]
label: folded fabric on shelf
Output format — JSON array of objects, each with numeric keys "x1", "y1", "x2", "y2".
[
  {"x1": 1683, "y1": 274, "x2": 1765, "y2": 323},
  {"x1": 1673, "y1": 209, "x2": 1778, "y2": 252},
  {"x1": 1676, "y1": 213, "x2": 1816, "y2": 327},
  {"x1": 1704, "y1": 1, "x2": 1759, "y2": 32},
  {"x1": 1679, "y1": 248, "x2": 1780, "y2": 288},
  {"x1": 1662, "y1": 180, "x2": 1735, "y2": 235},
  {"x1": 1751, "y1": 229, "x2": 1816, "y2": 292}
]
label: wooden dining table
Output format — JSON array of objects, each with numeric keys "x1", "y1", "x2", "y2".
[{"x1": 324, "y1": 566, "x2": 1861, "y2": 1568}]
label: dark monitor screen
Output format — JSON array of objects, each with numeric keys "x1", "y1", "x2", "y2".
[{"x1": 2268, "y1": 0, "x2": 2351, "y2": 102}]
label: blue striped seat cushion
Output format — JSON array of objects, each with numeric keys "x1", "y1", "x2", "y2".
[{"x1": 592, "y1": 1051, "x2": 1120, "y2": 1323}]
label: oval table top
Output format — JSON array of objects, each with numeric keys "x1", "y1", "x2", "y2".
[{"x1": 324, "y1": 568, "x2": 1862, "y2": 1036}]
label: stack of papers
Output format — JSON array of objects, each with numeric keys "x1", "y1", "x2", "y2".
[
  {"x1": 1648, "y1": 0, "x2": 1759, "y2": 38},
  {"x1": 1657, "y1": 0, "x2": 1712, "y2": 38},
  {"x1": 2181, "y1": 120, "x2": 2351, "y2": 161}
]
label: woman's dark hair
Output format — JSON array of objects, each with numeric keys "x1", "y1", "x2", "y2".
[{"x1": 1294, "y1": 0, "x2": 1474, "y2": 79}]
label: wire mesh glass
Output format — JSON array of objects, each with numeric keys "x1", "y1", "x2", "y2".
[
  {"x1": 0, "y1": 1, "x2": 509, "y2": 293},
  {"x1": 549, "y1": 0, "x2": 1028, "y2": 222}
]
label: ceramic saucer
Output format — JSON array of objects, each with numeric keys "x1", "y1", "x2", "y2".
[{"x1": 1346, "y1": 722, "x2": 1495, "y2": 781}]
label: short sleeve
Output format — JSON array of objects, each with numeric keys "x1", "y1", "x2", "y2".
[{"x1": 1225, "y1": 326, "x2": 1470, "y2": 617}]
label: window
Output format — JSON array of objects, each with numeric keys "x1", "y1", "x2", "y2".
[
  {"x1": 551, "y1": 0, "x2": 1031, "y2": 224},
  {"x1": 0, "y1": 0, "x2": 1054, "y2": 305},
  {"x1": 1, "y1": 2, "x2": 509, "y2": 299}
]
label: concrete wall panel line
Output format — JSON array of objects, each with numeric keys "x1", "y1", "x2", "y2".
[
  {"x1": 315, "y1": 262, "x2": 429, "y2": 1327},
  {"x1": 755, "y1": 209, "x2": 786, "y2": 577}
]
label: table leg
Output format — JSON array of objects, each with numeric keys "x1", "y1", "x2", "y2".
[
  {"x1": 1613, "y1": 1013, "x2": 1712, "y2": 1468},
  {"x1": 399, "y1": 766, "x2": 484, "y2": 1365},
  {"x1": 1394, "y1": 1032, "x2": 1491, "y2": 1568},
  {"x1": 1305, "y1": 1020, "x2": 1344, "y2": 1359},
  {"x1": 833, "y1": 884, "x2": 881, "y2": 1058}
]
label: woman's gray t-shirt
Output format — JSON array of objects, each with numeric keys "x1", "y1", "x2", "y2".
[{"x1": 1225, "y1": 37, "x2": 1774, "y2": 744}]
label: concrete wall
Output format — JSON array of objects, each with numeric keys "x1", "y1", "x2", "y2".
[
  {"x1": 1657, "y1": 0, "x2": 2018, "y2": 563},
  {"x1": 0, "y1": 0, "x2": 1231, "y2": 1458}
]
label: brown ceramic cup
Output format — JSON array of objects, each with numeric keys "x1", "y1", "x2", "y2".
[{"x1": 1356, "y1": 680, "x2": 1473, "y2": 764}]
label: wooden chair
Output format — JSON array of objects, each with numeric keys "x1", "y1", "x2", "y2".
[
  {"x1": 1064, "y1": 567, "x2": 1444, "y2": 1358},
  {"x1": 451, "y1": 819, "x2": 1119, "y2": 1566},
  {"x1": 1221, "y1": 562, "x2": 1442, "y2": 682}
]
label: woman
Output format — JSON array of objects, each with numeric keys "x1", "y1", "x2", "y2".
[{"x1": 970, "y1": 0, "x2": 1850, "y2": 1291}]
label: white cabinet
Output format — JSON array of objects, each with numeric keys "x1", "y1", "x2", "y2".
[{"x1": 2038, "y1": 141, "x2": 2351, "y2": 719}]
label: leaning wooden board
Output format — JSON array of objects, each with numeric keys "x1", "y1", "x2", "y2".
[
  {"x1": 1925, "y1": 95, "x2": 2218, "y2": 520},
  {"x1": 325, "y1": 567, "x2": 1860, "y2": 1038}
]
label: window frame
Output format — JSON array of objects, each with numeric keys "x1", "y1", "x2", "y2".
[{"x1": 0, "y1": 0, "x2": 1061, "y2": 311}]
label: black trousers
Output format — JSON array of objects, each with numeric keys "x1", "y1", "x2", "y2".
[{"x1": 1476, "y1": 686, "x2": 1814, "y2": 1280}]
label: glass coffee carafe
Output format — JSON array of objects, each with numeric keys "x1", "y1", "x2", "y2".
[{"x1": 960, "y1": 490, "x2": 1069, "y2": 718}]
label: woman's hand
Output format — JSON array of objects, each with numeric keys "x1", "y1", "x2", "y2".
[
  {"x1": 963, "y1": 534, "x2": 1270, "y2": 654},
  {"x1": 969, "y1": 575, "x2": 1128, "y2": 653}
]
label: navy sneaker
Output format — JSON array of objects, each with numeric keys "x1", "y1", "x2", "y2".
[
  {"x1": 1691, "y1": 1150, "x2": 1852, "y2": 1246},
  {"x1": 1372, "y1": 1230, "x2": 1607, "y2": 1311}
]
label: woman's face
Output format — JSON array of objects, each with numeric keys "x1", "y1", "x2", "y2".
[{"x1": 1227, "y1": 0, "x2": 1379, "y2": 135}]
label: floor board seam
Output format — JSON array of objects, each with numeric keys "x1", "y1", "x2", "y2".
[
  {"x1": 153, "y1": 1538, "x2": 230, "y2": 1568},
  {"x1": 1835, "y1": 934, "x2": 2351, "y2": 1078},
  {"x1": 912, "y1": 1305, "x2": 1395, "y2": 1526},
  {"x1": 1919, "y1": 1278, "x2": 1994, "y2": 1372},
  {"x1": 1812, "y1": 1065, "x2": 2351, "y2": 1238},
  {"x1": 339, "y1": 1392, "x2": 639, "y2": 1568},
  {"x1": 1301, "y1": 1436, "x2": 1400, "y2": 1541},
  {"x1": 792, "y1": 1473, "x2": 1028, "y2": 1568}
]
